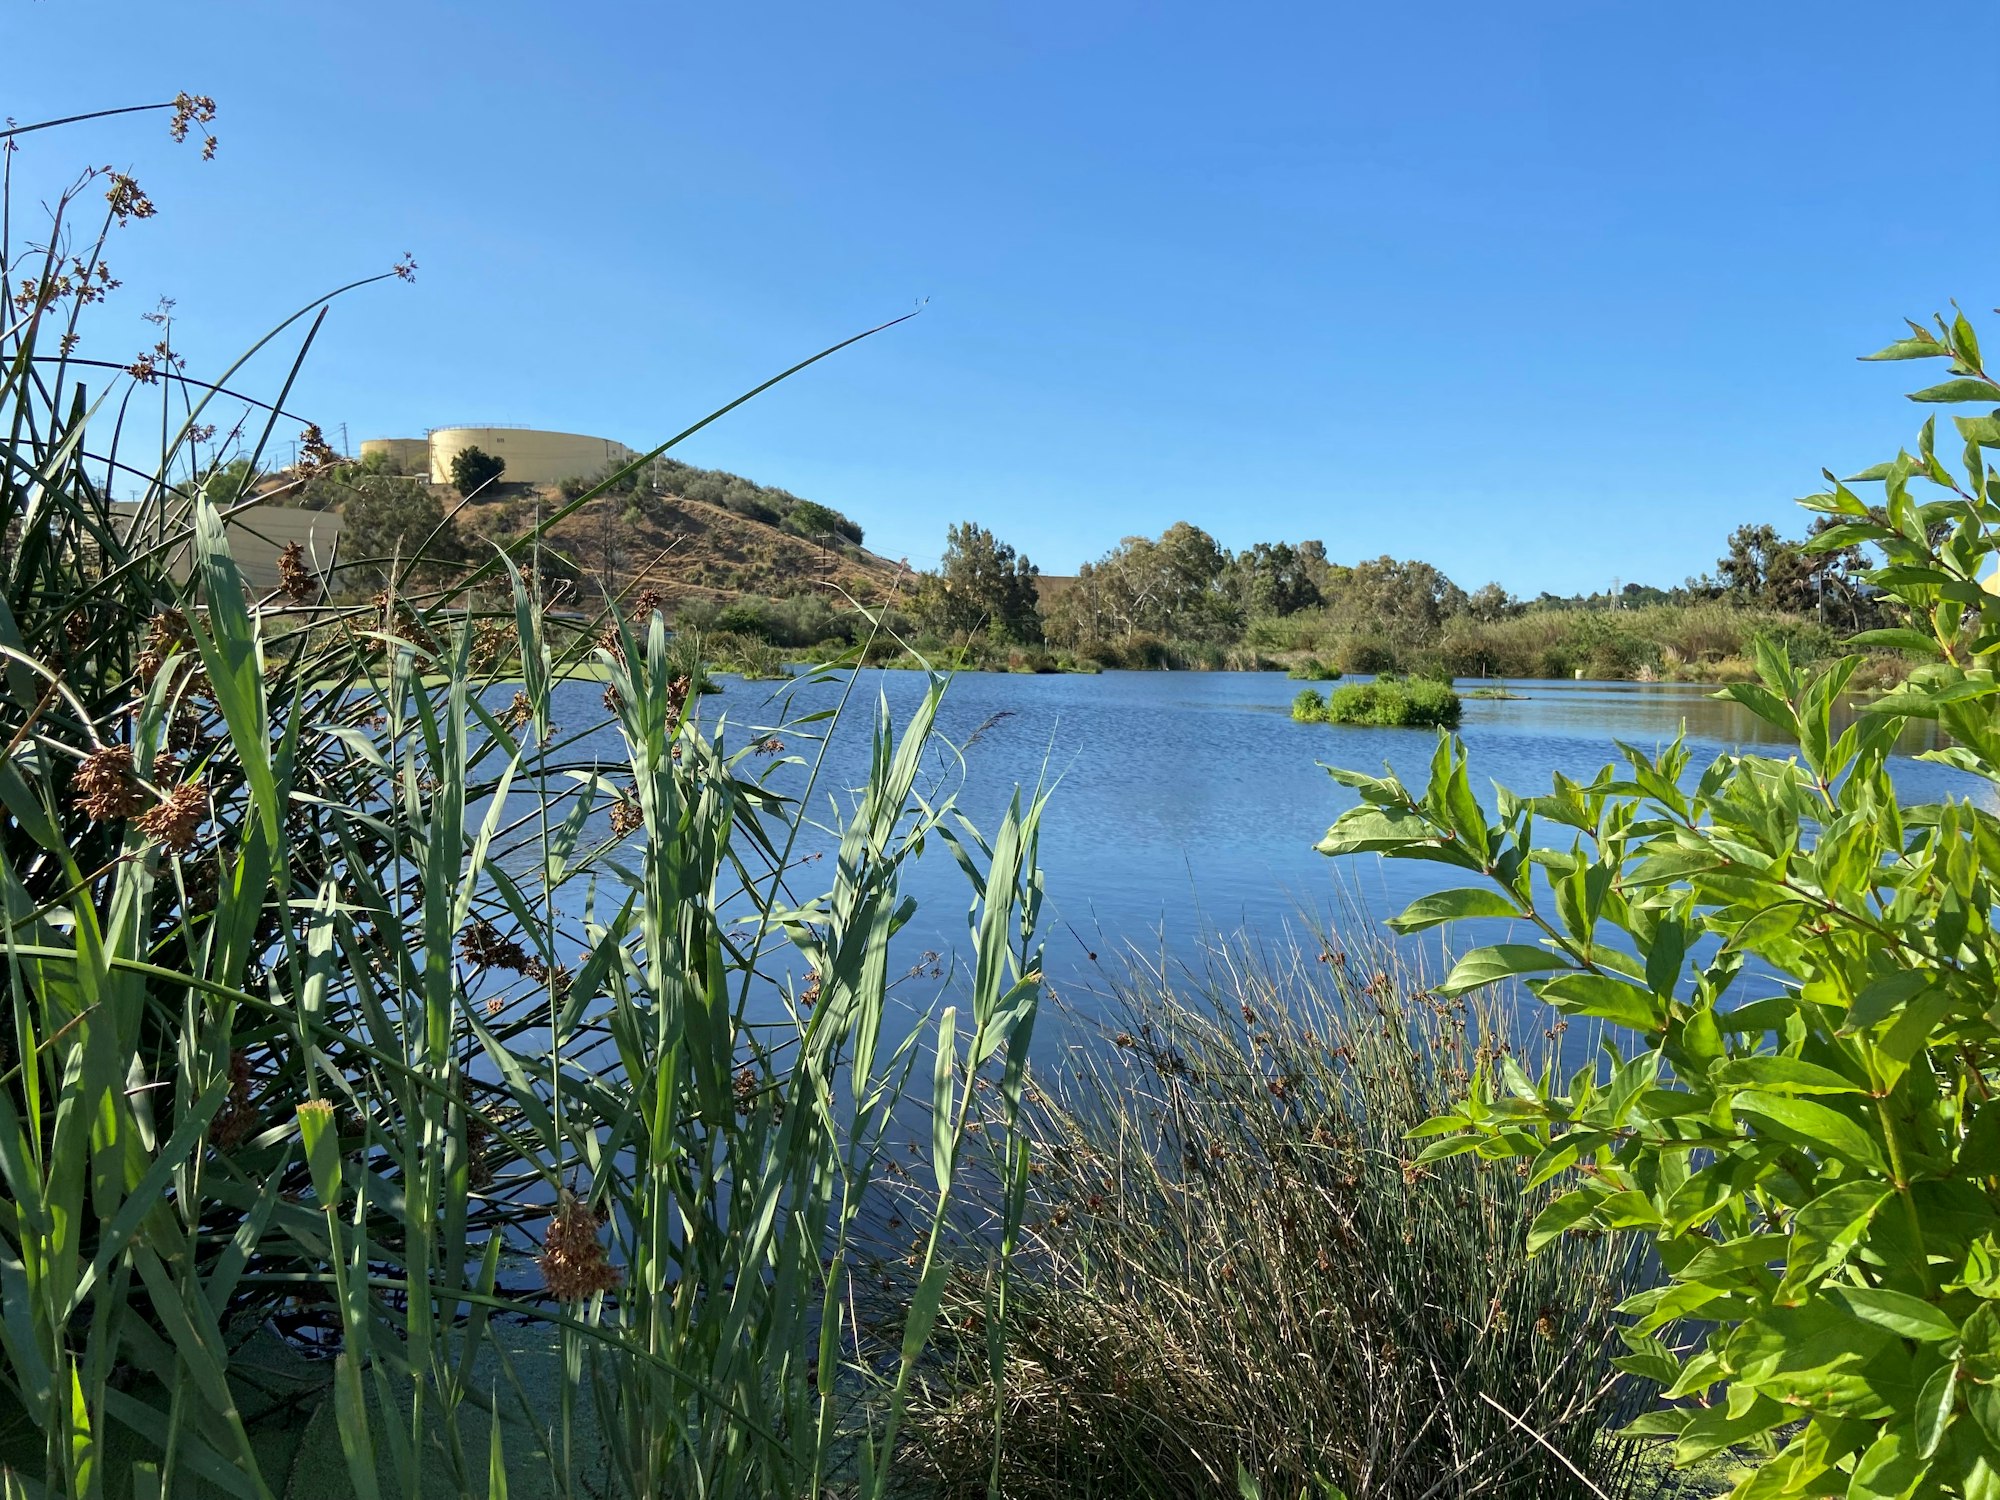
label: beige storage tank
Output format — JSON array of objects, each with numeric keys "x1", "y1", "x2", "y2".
[
  {"x1": 359, "y1": 437, "x2": 432, "y2": 475},
  {"x1": 427, "y1": 427, "x2": 638, "y2": 490}
]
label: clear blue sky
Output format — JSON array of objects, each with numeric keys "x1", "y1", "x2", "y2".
[{"x1": 9, "y1": 1, "x2": 1991, "y2": 594}]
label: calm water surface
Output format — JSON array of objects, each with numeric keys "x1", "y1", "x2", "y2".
[{"x1": 543, "y1": 670, "x2": 1986, "y2": 1013}]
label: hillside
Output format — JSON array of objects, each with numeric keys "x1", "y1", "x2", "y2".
[{"x1": 459, "y1": 486, "x2": 915, "y2": 610}]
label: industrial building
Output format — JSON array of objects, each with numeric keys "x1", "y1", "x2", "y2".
[{"x1": 360, "y1": 426, "x2": 638, "y2": 489}]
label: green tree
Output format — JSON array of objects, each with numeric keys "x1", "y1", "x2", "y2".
[
  {"x1": 339, "y1": 476, "x2": 467, "y2": 586},
  {"x1": 1315, "y1": 310, "x2": 2000, "y2": 1498},
  {"x1": 788, "y1": 498, "x2": 863, "y2": 546},
  {"x1": 1047, "y1": 522, "x2": 1235, "y2": 645},
  {"x1": 920, "y1": 521, "x2": 1042, "y2": 643},
  {"x1": 1231, "y1": 540, "x2": 1323, "y2": 617},
  {"x1": 448, "y1": 445, "x2": 506, "y2": 496},
  {"x1": 1320, "y1": 555, "x2": 1467, "y2": 643},
  {"x1": 202, "y1": 456, "x2": 256, "y2": 509}
]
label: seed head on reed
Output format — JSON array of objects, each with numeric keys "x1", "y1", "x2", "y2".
[
  {"x1": 521, "y1": 957, "x2": 571, "y2": 1005},
  {"x1": 500, "y1": 690, "x2": 533, "y2": 732},
  {"x1": 167, "y1": 93, "x2": 218, "y2": 150},
  {"x1": 136, "y1": 776, "x2": 206, "y2": 852},
  {"x1": 212, "y1": 1051, "x2": 256, "y2": 1149},
  {"x1": 297, "y1": 424, "x2": 340, "y2": 474},
  {"x1": 101, "y1": 172, "x2": 156, "y2": 225},
  {"x1": 609, "y1": 790, "x2": 644, "y2": 838},
  {"x1": 458, "y1": 918, "x2": 529, "y2": 973},
  {"x1": 73, "y1": 746, "x2": 145, "y2": 820},
  {"x1": 136, "y1": 609, "x2": 192, "y2": 685},
  {"x1": 277, "y1": 540, "x2": 314, "y2": 602},
  {"x1": 469, "y1": 620, "x2": 512, "y2": 672},
  {"x1": 539, "y1": 1190, "x2": 620, "y2": 1302}
]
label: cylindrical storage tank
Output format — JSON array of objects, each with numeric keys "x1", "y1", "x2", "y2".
[
  {"x1": 427, "y1": 428, "x2": 638, "y2": 490},
  {"x1": 358, "y1": 437, "x2": 432, "y2": 475}
]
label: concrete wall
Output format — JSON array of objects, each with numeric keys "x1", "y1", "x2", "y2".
[
  {"x1": 120, "y1": 504, "x2": 343, "y2": 595},
  {"x1": 358, "y1": 437, "x2": 431, "y2": 475},
  {"x1": 426, "y1": 427, "x2": 637, "y2": 489}
]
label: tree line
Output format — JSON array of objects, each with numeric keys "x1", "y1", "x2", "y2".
[{"x1": 913, "y1": 513, "x2": 1890, "y2": 652}]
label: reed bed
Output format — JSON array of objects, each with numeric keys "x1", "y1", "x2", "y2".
[
  {"x1": 895, "y1": 937, "x2": 1657, "y2": 1500},
  {"x1": 0, "y1": 103, "x2": 1046, "y2": 1499}
]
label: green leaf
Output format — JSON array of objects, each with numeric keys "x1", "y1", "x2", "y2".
[
  {"x1": 1849, "y1": 1426, "x2": 1926, "y2": 1499},
  {"x1": 1862, "y1": 333, "x2": 1948, "y2": 361},
  {"x1": 1917, "y1": 1362, "x2": 1958, "y2": 1459},
  {"x1": 1909, "y1": 379, "x2": 2000, "y2": 404},
  {"x1": 1842, "y1": 971, "x2": 1932, "y2": 1032},
  {"x1": 1525, "y1": 1188, "x2": 1602, "y2": 1252},
  {"x1": 1832, "y1": 1287, "x2": 1958, "y2": 1342},
  {"x1": 1436, "y1": 944, "x2": 1569, "y2": 997},
  {"x1": 1385, "y1": 886, "x2": 1523, "y2": 934},
  {"x1": 1779, "y1": 1183, "x2": 1891, "y2": 1299},
  {"x1": 1534, "y1": 971, "x2": 1661, "y2": 1030},
  {"x1": 1732, "y1": 1091, "x2": 1886, "y2": 1171},
  {"x1": 1709, "y1": 1056, "x2": 1865, "y2": 1095},
  {"x1": 931, "y1": 1007, "x2": 957, "y2": 1194},
  {"x1": 1848, "y1": 628, "x2": 1945, "y2": 657}
]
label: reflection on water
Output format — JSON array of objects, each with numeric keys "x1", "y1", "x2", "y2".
[{"x1": 533, "y1": 670, "x2": 1989, "y2": 1022}]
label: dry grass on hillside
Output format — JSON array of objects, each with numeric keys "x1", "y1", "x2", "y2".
[{"x1": 461, "y1": 486, "x2": 917, "y2": 609}]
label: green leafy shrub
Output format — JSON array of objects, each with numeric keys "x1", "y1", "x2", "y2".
[
  {"x1": 1286, "y1": 656, "x2": 1343, "y2": 680},
  {"x1": 1295, "y1": 678, "x2": 1461, "y2": 728},
  {"x1": 447, "y1": 443, "x2": 506, "y2": 495},
  {"x1": 1313, "y1": 310, "x2": 2000, "y2": 1498}
]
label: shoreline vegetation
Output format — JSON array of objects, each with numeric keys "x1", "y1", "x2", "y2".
[
  {"x1": 8, "y1": 96, "x2": 1998, "y2": 1500},
  {"x1": 1292, "y1": 677, "x2": 1463, "y2": 728}
]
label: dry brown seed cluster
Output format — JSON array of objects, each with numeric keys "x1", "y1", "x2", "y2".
[
  {"x1": 73, "y1": 746, "x2": 145, "y2": 820},
  {"x1": 609, "y1": 792, "x2": 644, "y2": 838},
  {"x1": 212, "y1": 1051, "x2": 256, "y2": 1149},
  {"x1": 526, "y1": 960, "x2": 572, "y2": 1006},
  {"x1": 137, "y1": 609, "x2": 193, "y2": 684},
  {"x1": 104, "y1": 170, "x2": 158, "y2": 224},
  {"x1": 466, "y1": 1113, "x2": 493, "y2": 1188},
  {"x1": 277, "y1": 541, "x2": 315, "y2": 602},
  {"x1": 469, "y1": 621, "x2": 513, "y2": 673},
  {"x1": 10, "y1": 258, "x2": 120, "y2": 317},
  {"x1": 538, "y1": 1191, "x2": 621, "y2": 1301},
  {"x1": 136, "y1": 776, "x2": 205, "y2": 853},
  {"x1": 500, "y1": 691, "x2": 534, "y2": 732},
  {"x1": 168, "y1": 93, "x2": 218, "y2": 159},
  {"x1": 297, "y1": 424, "x2": 341, "y2": 474},
  {"x1": 459, "y1": 918, "x2": 530, "y2": 973}
]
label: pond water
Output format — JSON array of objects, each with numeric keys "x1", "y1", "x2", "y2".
[{"x1": 545, "y1": 668, "x2": 1988, "y2": 1015}]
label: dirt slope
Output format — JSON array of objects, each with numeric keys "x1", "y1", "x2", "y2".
[{"x1": 463, "y1": 487, "x2": 916, "y2": 609}]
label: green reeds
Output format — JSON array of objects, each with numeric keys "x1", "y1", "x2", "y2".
[{"x1": 0, "y1": 104, "x2": 1045, "y2": 1499}]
